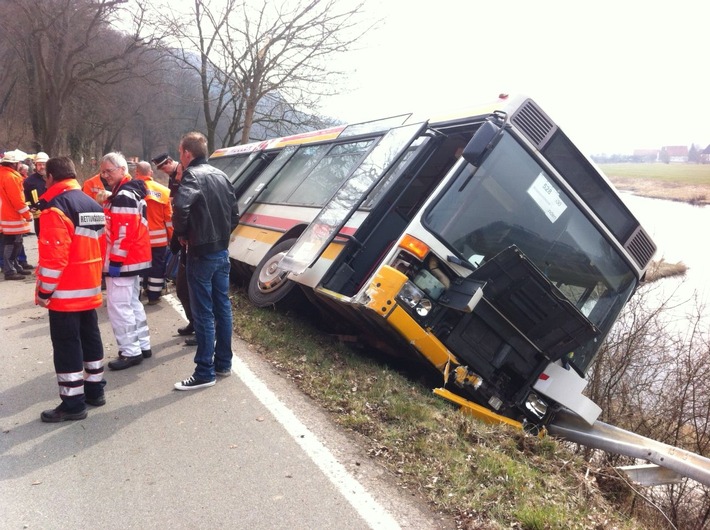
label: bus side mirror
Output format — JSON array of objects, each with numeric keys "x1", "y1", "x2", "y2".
[{"x1": 462, "y1": 120, "x2": 501, "y2": 166}]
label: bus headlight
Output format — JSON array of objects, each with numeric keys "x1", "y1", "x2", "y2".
[
  {"x1": 397, "y1": 281, "x2": 432, "y2": 317},
  {"x1": 415, "y1": 298, "x2": 432, "y2": 317},
  {"x1": 524, "y1": 392, "x2": 548, "y2": 420}
]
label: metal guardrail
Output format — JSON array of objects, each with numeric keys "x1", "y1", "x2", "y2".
[{"x1": 548, "y1": 409, "x2": 710, "y2": 487}]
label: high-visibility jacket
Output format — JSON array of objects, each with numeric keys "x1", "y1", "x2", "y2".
[
  {"x1": 0, "y1": 165, "x2": 32, "y2": 235},
  {"x1": 135, "y1": 175, "x2": 173, "y2": 247},
  {"x1": 103, "y1": 175, "x2": 151, "y2": 276},
  {"x1": 82, "y1": 173, "x2": 109, "y2": 201},
  {"x1": 35, "y1": 179, "x2": 105, "y2": 312}
]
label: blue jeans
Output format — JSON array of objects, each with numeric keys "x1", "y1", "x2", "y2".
[{"x1": 186, "y1": 249, "x2": 233, "y2": 380}]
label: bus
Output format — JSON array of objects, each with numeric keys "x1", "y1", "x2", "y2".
[{"x1": 208, "y1": 94, "x2": 656, "y2": 429}]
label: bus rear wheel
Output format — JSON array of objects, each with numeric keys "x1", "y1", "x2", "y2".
[{"x1": 247, "y1": 239, "x2": 304, "y2": 309}]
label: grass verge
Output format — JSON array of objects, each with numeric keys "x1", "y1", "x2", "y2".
[{"x1": 230, "y1": 287, "x2": 642, "y2": 530}]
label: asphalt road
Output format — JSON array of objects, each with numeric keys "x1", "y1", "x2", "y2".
[{"x1": 0, "y1": 235, "x2": 451, "y2": 530}]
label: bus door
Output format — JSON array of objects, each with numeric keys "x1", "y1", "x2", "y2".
[{"x1": 277, "y1": 122, "x2": 429, "y2": 277}]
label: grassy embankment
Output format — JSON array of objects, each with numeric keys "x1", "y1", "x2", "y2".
[
  {"x1": 600, "y1": 162, "x2": 710, "y2": 205},
  {"x1": 230, "y1": 291, "x2": 644, "y2": 530}
]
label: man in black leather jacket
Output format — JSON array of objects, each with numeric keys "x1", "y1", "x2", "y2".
[{"x1": 172, "y1": 132, "x2": 240, "y2": 390}]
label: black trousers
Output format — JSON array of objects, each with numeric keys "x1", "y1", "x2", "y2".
[
  {"x1": 142, "y1": 245, "x2": 167, "y2": 301},
  {"x1": 49, "y1": 309, "x2": 105, "y2": 410},
  {"x1": 176, "y1": 251, "x2": 192, "y2": 323},
  {"x1": 2, "y1": 234, "x2": 22, "y2": 275}
]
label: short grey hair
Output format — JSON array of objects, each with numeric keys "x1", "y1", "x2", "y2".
[{"x1": 102, "y1": 152, "x2": 127, "y2": 170}]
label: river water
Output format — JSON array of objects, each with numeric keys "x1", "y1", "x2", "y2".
[{"x1": 622, "y1": 193, "x2": 710, "y2": 332}]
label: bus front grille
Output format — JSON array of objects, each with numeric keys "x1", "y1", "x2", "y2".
[
  {"x1": 625, "y1": 227, "x2": 656, "y2": 271},
  {"x1": 511, "y1": 100, "x2": 556, "y2": 148}
]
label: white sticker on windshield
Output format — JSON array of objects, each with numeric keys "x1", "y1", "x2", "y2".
[{"x1": 527, "y1": 173, "x2": 567, "y2": 223}]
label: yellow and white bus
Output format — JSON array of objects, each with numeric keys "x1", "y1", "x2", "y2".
[{"x1": 209, "y1": 94, "x2": 656, "y2": 429}]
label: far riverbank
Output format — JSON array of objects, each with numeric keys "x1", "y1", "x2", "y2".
[
  {"x1": 607, "y1": 175, "x2": 710, "y2": 205},
  {"x1": 599, "y1": 163, "x2": 710, "y2": 205}
]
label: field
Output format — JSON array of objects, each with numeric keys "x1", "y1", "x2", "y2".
[{"x1": 598, "y1": 163, "x2": 710, "y2": 204}]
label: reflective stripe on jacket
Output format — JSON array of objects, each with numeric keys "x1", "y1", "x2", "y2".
[
  {"x1": 136, "y1": 176, "x2": 173, "y2": 247},
  {"x1": 103, "y1": 176, "x2": 151, "y2": 275},
  {"x1": 0, "y1": 165, "x2": 32, "y2": 235},
  {"x1": 36, "y1": 179, "x2": 105, "y2": 312}
]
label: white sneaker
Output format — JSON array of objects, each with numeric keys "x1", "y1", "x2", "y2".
[{"x1": 174, "y1": 376, "x2": 216, "y2": 391}]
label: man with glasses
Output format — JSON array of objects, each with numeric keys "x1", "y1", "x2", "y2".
[{"x1": 100, "y1": 153, "x2": 153, "y2": 370}]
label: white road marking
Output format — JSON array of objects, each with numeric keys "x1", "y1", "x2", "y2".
[{"x1": 163, "y1": 293, "x2": 401, "y2": 529}]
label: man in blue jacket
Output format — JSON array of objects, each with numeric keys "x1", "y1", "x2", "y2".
[{"x1": 172, "y1": 132, "x2": 239, "y2": 390}]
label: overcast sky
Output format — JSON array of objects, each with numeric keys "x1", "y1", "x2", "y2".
[{"x1": 316, "y1": 0, "x2": 710, "y2": 155}]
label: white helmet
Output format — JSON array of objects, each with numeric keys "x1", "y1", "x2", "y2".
[
  {"x1": 34, "y1": 152, "x2": 49, "y2": 163},
  {"x1": 2, "y1": 149, "x2": 28, "y2": 164}
]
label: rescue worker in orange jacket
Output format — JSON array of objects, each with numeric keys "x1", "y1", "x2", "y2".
[
  {"x1": 35, "y1": 156, "x2": 107, "y2": 422},
  {"x1": 82, "y1": 172, "x2": 110, "y2": 202},
  {"x1": 101, "y1": 152, "x2": 153, "y2": 370},
  {"x1": 0, "y1": 149, "x2": 33, "y2": 280},
  {"x1": 135, "y1": 160, "x2": 173, "y2": 304}
]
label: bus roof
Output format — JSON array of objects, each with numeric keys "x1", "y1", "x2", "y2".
[
  {"x1": 209, "y1": 94, "x2": 517, "y2": 159},
  {"x1": 210, "y1": 125, "x2": 346, "y2": 158}
]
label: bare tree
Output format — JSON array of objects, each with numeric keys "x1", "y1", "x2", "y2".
[
  {"x1": 0, "y1": 0, "x2": 160, "y2": 154},
  {"x1": 157, "y1": 0, "x2": 372, "y2": 152},
  {"x1": 582, "y1": 279, "x2": 710, "y2": 529}
]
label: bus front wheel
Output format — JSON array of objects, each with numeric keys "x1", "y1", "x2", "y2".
[{"x1": 247, "y1": 239, "x2": 304, "y2": 309}]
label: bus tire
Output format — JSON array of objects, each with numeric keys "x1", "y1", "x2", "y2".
[{"x1": 247, "y1": 238, "x2": 304, "y2": 309}]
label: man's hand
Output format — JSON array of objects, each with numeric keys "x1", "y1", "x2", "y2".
[
  {"x1": 108, "y1": 263, "x2": 122, "y2": 277},
  {"x1": 35, "y1": 289, "x2": 50, "y2": 308},
  {"x1": 95, "y1": 190, "x2": 112, "y2": 204}
]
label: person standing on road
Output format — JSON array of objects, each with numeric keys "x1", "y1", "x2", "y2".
[
  {"x1": 172, "y1": 132, "x2": 239, "y2": 390},
  {"x1": 151, "y1": 153, "x2": 181, "y2": 197},
  {"x1": 24, "y1": 151, "x2": 48, "y2": 236},
  {"x1": 166, "y1": 163, "x2": 196, "y2": 345},
  {"x1": 101, "y1": 152, "x2": 153, "y2": 370},
  {"x1": 135, "y1": 160, "x2": 173, "y2": 305},
  {"x1": 152, "y1": 153, "x2": 194, "y2": 343},
  {"x1": 35, "y1": 156, "x2": 107, "y2": 422},
  {"x1": 0, "y1": 149, "x2": 33, "y2": 280}
]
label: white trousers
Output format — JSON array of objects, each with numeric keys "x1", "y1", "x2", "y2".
[{"x1": 106, "y1": 276, "x2": 151, "y2": 357}]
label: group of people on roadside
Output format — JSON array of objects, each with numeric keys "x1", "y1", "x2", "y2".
[
  {"x1": 0, "y1": 131, "x2": 240, "y2": 423},
  {"x1": 0, "y1": 150, "x2": 47, "y2": 278}
]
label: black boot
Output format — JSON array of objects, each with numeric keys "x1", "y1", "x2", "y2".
[
  {"x1": 177, "y1": 322, "x2": 194, "y2": 336},
  {"x1": 41, "y1": 403, "x2": 88, "y2": 423}
]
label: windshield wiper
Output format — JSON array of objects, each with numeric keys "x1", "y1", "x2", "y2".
[{"x1": 446, "y1": 254, "x2": 477, "y2": 272}]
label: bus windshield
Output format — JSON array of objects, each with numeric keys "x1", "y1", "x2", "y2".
[{"x1": 423, "y1": 131, "x2": 637, "y2": 372}]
